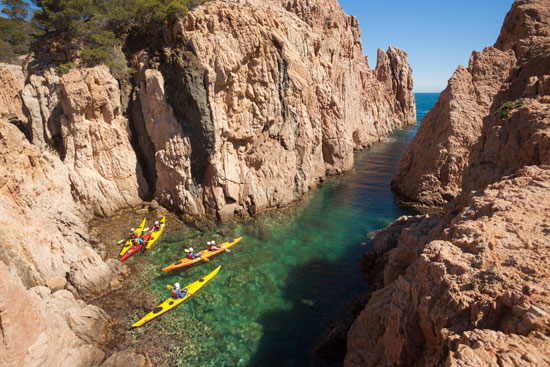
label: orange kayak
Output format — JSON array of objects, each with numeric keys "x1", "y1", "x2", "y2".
[{"x1": 162, "y1": 237, "x2": 242, "y2": 272}]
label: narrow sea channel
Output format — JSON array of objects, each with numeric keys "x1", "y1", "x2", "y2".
[{"x1": 116, "y1": 93, "x2": 439, "y2": 366}]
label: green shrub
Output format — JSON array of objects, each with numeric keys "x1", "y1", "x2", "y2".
[
  {"x1": 30, "y1": 0, "x2": 210, "y2": 79},
  {"x1": 495, "y1": 98, "x2": 526, "y2": 120},
  {"x1": 54, "y1": 62, "x2": 74, "y2": 76}
]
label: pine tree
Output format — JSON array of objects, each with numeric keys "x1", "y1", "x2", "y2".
[
  {"x1": 0, "y1": 0, "x2": 31, "y2": 63},
  {"x1": 1, "y1": 0, "x2": 31, "y2": 21}
]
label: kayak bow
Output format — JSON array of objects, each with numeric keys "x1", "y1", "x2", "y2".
[
  {"x1": 131, "y1": 265, "x2": 221, "y2": 327},
  {"x1": 146, "y1": 216, "x2": 166, "y2": 249},
  {"x1": 162, "y1": 237, "x2": 242, "y2": 272}
]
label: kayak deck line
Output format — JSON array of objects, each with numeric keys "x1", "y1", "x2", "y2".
[{"x1": 131, "y1": 265, "x2": 221, "y2": 328}]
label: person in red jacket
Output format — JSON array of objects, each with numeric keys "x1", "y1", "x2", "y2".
[{"x1": 171, "y1": 283, "x2": 188, "y2": 299}]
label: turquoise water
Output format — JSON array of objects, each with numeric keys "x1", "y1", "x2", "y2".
[{"x1": 132, "y1": 93, "x2": 439, "y2": 366}]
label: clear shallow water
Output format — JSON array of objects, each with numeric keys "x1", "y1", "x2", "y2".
[{"x1": 132, "y1": 93, "x2": 439, "y2": 366}]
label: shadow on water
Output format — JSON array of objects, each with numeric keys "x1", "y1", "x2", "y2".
[{"x1": 246, "y1": 94, "x2": 439, "y2": 366}]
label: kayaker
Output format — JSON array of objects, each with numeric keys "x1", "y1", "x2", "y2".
[
  {"x1": 153, "y1": 221, "x2": 161, "y2": 232},
  {"x1": 185, "y1": 248, "x2": 201, "y2": 260},
  {"x1": 132, "y1": 237, "x2": 146, "y2": 247},
  {"x1": 208, "y1": 240, "x2": 221, "y2": 251},
  {"x1": 128, "y1": 228, "x2": 138, "y2": 239},
  {"x1": 171, "y1": 283, "x2": 188, "y2": 299}
]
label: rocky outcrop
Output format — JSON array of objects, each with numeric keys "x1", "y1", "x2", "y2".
[
  {"x1": 21, "y1": 66, "x2": 146, "y2": 216},
  {"x1": 0, "y1": 262, "x2": 110, "y2": 367},
  {"x1": 348, "y1": 1, "x2": 550, "y2": 366},
  {"x1": 391, "y1": 0, "x2": 549, "y2": 206},
  {"x1": 18, "y1": 1, "x2": 415, "y2": 223},
  {"x1": 347, "y1": 166, "x2": 550, "y2": 367},
  {"x1": 0, "y1": 118, "x2": 126, "y2": 296},
  {"x1": 0, "y1": 63, "x2": 26, "y2": 122},
  {"x1": 391, "y1": 49, "x2": 515, "y2": 205},
  {"x1": 58, "y1": 66, "x2": 146, "y2": 216},
  {"x1": 127, "y1": 0, "x2": 416, "y2": 219}
]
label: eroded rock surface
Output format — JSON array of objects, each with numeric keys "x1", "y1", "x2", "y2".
[
  {"x1": 349, "y1": 1, "x2": 550, "y2": 366},
  {"x1": 347, "y1": 166, "x2": 550, "y2": 367},
  {"x1": 392, "y1": 0, "x2": 550, "y2": 206},
  {"x1": 58, "y1": 66, "x2": 146, "y2": 216},
  {"x1": 131, "y1": 0, "x2": 416, "y2": 219},
  {"x1": 0, "y1": 118, "x2": 125, "y2": 297},
  {"x1": 0, "y1": 63, "x2": 26, "y2": 122},
  {"x1": 0, "y1": 262, "x2": 109, "y2": 367}
]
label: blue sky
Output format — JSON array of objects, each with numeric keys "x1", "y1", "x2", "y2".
[{"x1": 339, "y1": 0, "x2": 514, "y2": 92}]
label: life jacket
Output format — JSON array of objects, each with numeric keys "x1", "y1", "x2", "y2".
[
  {"x1": 209, "y1": 245, "x2": 217, "y2": 251},
  {"x1": 187, "y1": 253, "x2": 193, "y2": 260},
  {"x1": 130, "y1": 232, "x2": 138, "y2": 239},
  {"x1": 172, "y1": 289, "x2": 178, "y2": 298},
  {"x1": 153, "y1": 224, "x2": 161, "y2": 231}
]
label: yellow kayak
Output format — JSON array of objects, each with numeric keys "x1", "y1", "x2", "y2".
[
  {"x1": 131, "y1": 265, "x2": 221, "y2": 328},
  {"x1": 120, "y1": 218, "x2": 146, "y2": 256},
  {"x1": 146, "y1": 216, "x2": 166, "y2": 249}
]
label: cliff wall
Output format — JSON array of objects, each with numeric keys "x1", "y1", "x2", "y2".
[
  {"x1": 20, "y1": 0, "x2": 416, "y2": 220},
  {"x1": 347, "y1": 1, "x2": 550, "y2": 366},
  {"x1": 392, "y1": 0, "x2": 549, "y2": 207}
]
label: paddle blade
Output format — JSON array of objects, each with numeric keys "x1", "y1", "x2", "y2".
[{"x1": 166, "y1": 285, "x2": 173, "y2": 289}]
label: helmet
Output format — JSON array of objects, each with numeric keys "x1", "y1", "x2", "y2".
[
  {"x1": 207, "y1": 241, "x2": 211, "y2": 245},
  {"x1": 189, "y1": 247, "x2": 194, "y2": 252},
  {"x1": 174, "y1": 283, "x2": 180, "y2": 289},
  {"x1": 212, "y1": 240, "x2": 216, "y2": 244},
  {"x1": 130, "y1": 228, "x2": 135, "y2": 232},
  {"x1": 155, "y1": 221, "x2": 159, "y2": 225}
]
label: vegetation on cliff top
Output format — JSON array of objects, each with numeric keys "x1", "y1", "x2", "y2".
[
  {"x1": 1, "y1": 0, "x2": 209, "y2": 75},
  {"x1": 0, "y1": 0, "x2": 32, "y2": 63}
]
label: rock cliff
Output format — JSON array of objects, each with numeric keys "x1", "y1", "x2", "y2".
[
  {"x1": 347, "y1": 166, "x2": 550, "y2": 367},
  {"x1": 0, "y1": 0, "x2": 416, "y2": 365},
  {"x1": 20, "y1": 0, "x2": 416, "y2": 221},
  {"x1": 347, "y1": 1, "x2": 550, "y2": 366},
  {"x1": 391, "y1": 0, "x2": 549, "y2": 206}
]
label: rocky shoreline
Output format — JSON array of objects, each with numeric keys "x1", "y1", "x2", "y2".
[{"x1": 345, "y1": 0, "x2": 550, "y2": 366}]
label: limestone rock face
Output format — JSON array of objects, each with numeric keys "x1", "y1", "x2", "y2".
[
  {"x1": 392, "y1": 47, "x2": 515, "y2": 205},
  {"x1": 391, "y1": 0, "x2": 550, "y2": 206},
  {"x1": 0, "y1": 262, "x2": 108, "y2": 367},
  {"x1": 21, "y1": 65, "x2": 146, "y2": 217},
  {"x1": 137, "y1": 69, "x2": 201, "y2": 216},
  {"x1": 136, "y1": 0, "x2": 416, "y2": 219},
  {"x1": 20, "y1": 67, "x2": 61, "y2": 149},
  {"x1": 0, "y1": 63, "x2": 26, "y2": 121},
  {"x1": 58, "y1": 66, "x2": 146, "y2": 216},
  {"x1": 346, "y1": 165, "x2": 550, "y2": 367},
  {"x1": 0, "y1": 118, "x2": 122, "y2": 297},
  {"x1": 17, "y1": 1, "x2": 415, "y2": 222}
]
